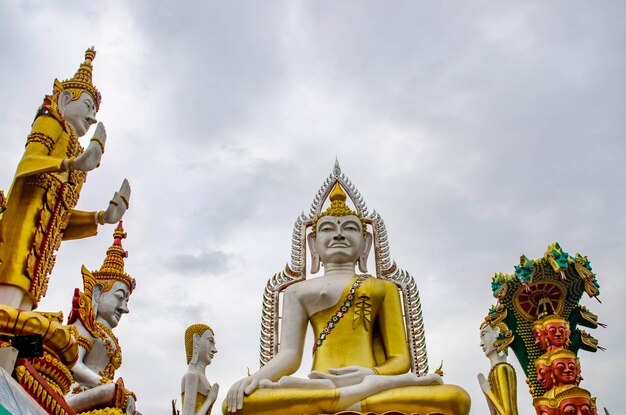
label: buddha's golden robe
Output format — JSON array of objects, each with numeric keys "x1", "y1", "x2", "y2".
[
  {"x1": 0, "y1": 111, "x2": 97, "y2": 305},
  {"x1": 225, "y1": 276, "x2": 470, "y2": 415},
  {"x1": 485, "y1": 363, "x2": 518, "y2": 415}
]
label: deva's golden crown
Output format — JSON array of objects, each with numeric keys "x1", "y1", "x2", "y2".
[
  {"x1": 89, "y1": 222, "x2": 136, "y2": 293},
  {"x1": 52, "y1": 47, "x2": 101, "y2": 110}
]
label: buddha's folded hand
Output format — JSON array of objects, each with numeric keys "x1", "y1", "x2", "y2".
[{"x1": 309, "y1": 366, "x2": 375, "y2": 388}]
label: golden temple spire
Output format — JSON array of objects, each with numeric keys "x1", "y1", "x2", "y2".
[{"x1": 91, "y1": 221, "x2": 136, "y2": 292}]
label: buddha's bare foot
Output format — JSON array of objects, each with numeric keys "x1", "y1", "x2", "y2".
[{"x1": 259, "y1": 376, "x2": 335, "y2": 389}]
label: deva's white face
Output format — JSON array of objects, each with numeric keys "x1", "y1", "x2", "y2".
[
  {"x1": 97, "y1": 281, "x2": 130, "y2": 329},
  {"x1": 479, "y1": 325, "x2": 499, "y2": 358},
  {"x1": 315, "y1": 215, "x2": 364, "y2": 267},
  {"x1": 196, "y1": 330, "x2": 218, "y2": 365},
  {"x1": 59, "y1": 92, "x2": 97, "y2": 137}
]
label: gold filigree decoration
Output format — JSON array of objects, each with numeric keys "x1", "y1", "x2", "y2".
[
  {"x1": 26, "y1": 132, "x2": 55, "y2": 153},
  {"x1": 97, "y1": 322, "x2": 122, "y2": 381}
]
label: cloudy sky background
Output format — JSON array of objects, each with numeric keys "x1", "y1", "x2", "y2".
[{"x1": 1, "y1": 1, "x2": 625, "y2": 413}]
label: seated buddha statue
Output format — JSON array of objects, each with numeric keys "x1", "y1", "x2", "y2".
[
  {"x1": 181, "y1": 324, "x2": 220, "y2": 415},
  {"x1": 224, "y1": 171, "x2": 470, "y2": 415},
  {"x1": 65, "y1": 222, "x2": 137, "y2": 414},
  {"x1": 0, "y1": 47, "x2": 130, "y2": 311},
  {"x1": 477, "y1": 320, "x2": 518, "y2": 415}
]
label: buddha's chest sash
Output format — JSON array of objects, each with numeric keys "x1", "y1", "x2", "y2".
[{"x1": 313, "y1": 274, "x2": 372, "y2": 353}]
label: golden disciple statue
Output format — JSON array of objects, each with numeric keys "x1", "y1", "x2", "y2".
[
  {"x1": 181, "y1": 324, "x2": 220, "y2": 415},
  {"x1": 0, "y1": 47, "x2": 130, "y2": 311},
  {"x1": 477, "y1": 318, "x2": 519, "y2": 415},
  {"x1": 224, "y1": 162, "x2": 470, "y2": 415}
]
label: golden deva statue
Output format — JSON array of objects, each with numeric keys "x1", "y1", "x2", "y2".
[
  {"x1": 477, "y1": 318, "x2": 519, "y2": 415},
  {"x1": 0, "y1": 47, "x2": 130, "y2": 311},
  {"x1": 224, "y1": 163, "x2": 470, "y2": 415}
]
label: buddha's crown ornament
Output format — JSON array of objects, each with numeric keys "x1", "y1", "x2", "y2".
[
  {"x1": 51, "y1": 47, "x2": 101, "y2": 110},
  {"x1": 311, "y1": 183, "x2": 367, "y2": 236},
  {"x1": 91, "y1": 221, "x2": 136, "y2": 292}
]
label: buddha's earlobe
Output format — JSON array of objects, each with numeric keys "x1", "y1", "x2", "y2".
[
  {"x1": 358, "y1": 232, "x2": 373, "y2": 273},
  {"x1": 191, "y1": 334, "x2": 200, "y2": 365},
  {"x1": 307, "y1": 233, "x2": 320, "y2": 274}
]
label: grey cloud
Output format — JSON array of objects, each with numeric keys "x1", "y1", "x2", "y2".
[
  {"x1": 2, "y1": 2, "x2": 625, "y2": 414},
  {"x1": 165, "y1": 251, "x2": 234, "y2": 276}
]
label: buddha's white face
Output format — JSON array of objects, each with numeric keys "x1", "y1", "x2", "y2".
[
  {"x1": 97, "y1": 281, "x2": 130, "y2": 329},
  {"x1": 315, "y1": 215, "x2": 364, "y2": 266},
  {"x1": 58, "y1": 91, "x2": 97, "y2": 137},
  {"x1": 196, "y1": 330, "x2": 218, "y2": 365},
  {"x1": 479, "y1": 325, "x2": 499, "y2": 358}
]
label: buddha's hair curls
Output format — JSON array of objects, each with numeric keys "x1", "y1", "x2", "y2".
[{"x1": 185, "y1": 323, "x2": 214, "y2": 364}]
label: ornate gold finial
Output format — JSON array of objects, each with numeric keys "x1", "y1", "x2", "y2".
[
  {"x1": 329, "y1": 182, "x2": 347, "y2": 203},
  {"x1": 184, "y1": 324, "x2": 214, "y2": 364},
  {"x1": 52, "y1": 47, "x2": 101, "y2": 110},
  {"x1": 434, "y1": 361, "x2": 445, "y2": 377},
  {"x1": 311, "y1": 182, "x2": 367, "y2": 235},
  {"x1": 91, "y1": 221, "x2": 136, "y2": 293}
]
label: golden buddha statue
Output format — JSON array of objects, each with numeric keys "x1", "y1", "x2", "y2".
[
  {"x1": 0, "y1": 47, "x2": 130, "y2": 311},
  {"x1": 66, "y1": 222, "x2": 137, "y2": 414},
  {"x1": 224, "y1": 163, "x2": 470, "y2": 415},
  {"x1": 181, "y1": 324, "x2": 220, "y2": 415}
]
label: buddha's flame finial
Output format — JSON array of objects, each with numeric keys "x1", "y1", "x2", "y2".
[
  {"x1": 329, "y1": 182, "x2": 347, "y2": 204},
  {"x1": 91, "y1": 221, "x2": 136, "y2": 292}
]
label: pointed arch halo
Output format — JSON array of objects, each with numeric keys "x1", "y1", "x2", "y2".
[{"x1": 259, "y1": 160, "x2": 429, "y2": 376}]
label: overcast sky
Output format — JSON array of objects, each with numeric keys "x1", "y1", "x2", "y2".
[{"x1": 1, "y1": 2, "x2": 624, "y2": 414}]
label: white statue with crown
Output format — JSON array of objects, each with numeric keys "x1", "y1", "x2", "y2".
[
  {"x1": 223, "y1": 161, "x2": 471, "y2": 415},
  {"x1": 66, "y1": 222, "x2": 138, "y2": 415}
]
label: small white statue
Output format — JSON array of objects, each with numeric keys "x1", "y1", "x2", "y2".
[
  {"x1": 66, "y1": 223, "x2": 137, "y2": 415},
  {"x1": 477, "y1": 321, "x2": 519, "y2": 415},
  {"x1": 181, "y1": 324, "x2": 219, "y2": 415}
]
